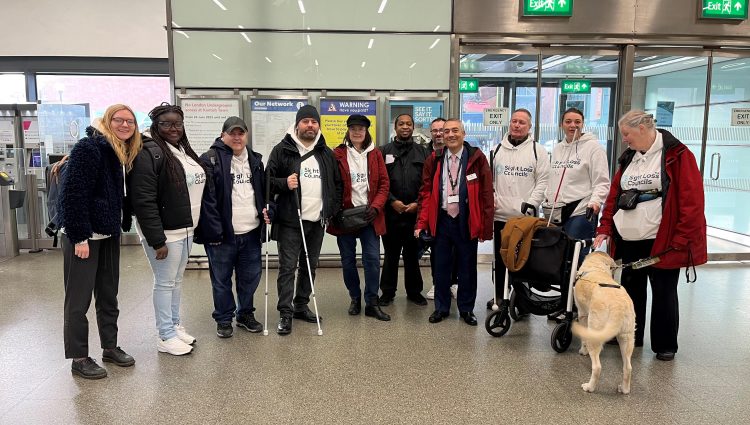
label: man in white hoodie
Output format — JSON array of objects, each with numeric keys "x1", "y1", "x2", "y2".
[
  {"x1": 487, "y1": 108, "x2": 550, "y2": 309},
  {"x1": 266, "y1": 105, "x2": 343, "y2": 335}
]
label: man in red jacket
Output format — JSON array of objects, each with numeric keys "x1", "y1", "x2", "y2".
[{"x1": 415, "y1": 118, "x2": 494, "y2": 325}]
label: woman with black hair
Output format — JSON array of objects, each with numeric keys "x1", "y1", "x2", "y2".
[{"x1": 129, "y1": 103, "x2": 206, "y2": 356}]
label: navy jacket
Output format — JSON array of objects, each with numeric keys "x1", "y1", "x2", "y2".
[
  {"x1": 58, "y1": 127, "x2": 125, "y2": 245},
  {"x1": 194, "y1": 139, "x2": 271, "y2": 244}
]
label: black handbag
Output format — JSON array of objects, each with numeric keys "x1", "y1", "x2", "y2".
[
  {"x1": 617, "y1": 189, "x2": 640, "y2": 210},
  {"x1": 335, "y1": 205, "x2": 369, "y2": 232}
]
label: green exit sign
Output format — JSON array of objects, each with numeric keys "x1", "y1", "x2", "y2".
[
  {"x1": 459, "y1": 78, "x2": 479, "y2": 93},
  {"x1": 701, "y1": 0, "x2": 748, "y2": 19},
  {"x1": 523, "y1": 0, "x2": 574, "y2": 16},
  {"x1": 561, "y1": 79, "x2": 591, "y2": 94}
]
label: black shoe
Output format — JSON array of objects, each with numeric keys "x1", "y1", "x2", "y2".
[
  {"x1": 407, "y1": 293, "x2": 428, "y2": 306},
  {"x1": 236, "y1": 314, "x2": 263, "y2": 333},
  {"x1": 365, "y1": 305, "x2": 391, "y2": 321},
  {"x1": 293, "y1": 309, "x2": 322, "y2": 323},
  {"x1": 460, "y1": 311, "x2": 478, "y2": 326},
  {"x1": 277, "y1": 317, "x2": 292, "y2": 335},
  {"x1": 428, "y1": 310, "x2": 450, "y2": 323},
  {"x1": 217, "y1": 322, "x2": 233, "y2": 338},
  {"x1": 378, "y1": 295, "x2": 394, "y2": 306},
  {"x1": 102, "y1": 347, "x2": 135, "y2": 367},
  {"x1": 71, "y1": 357, "x2": 107, "y2": 379},
  {"x1": 348, "y1": 298, "x2": 362, "y2": 315},
  {"x1": 656, "y1": 352, "x2": 675, "y2": 361}
]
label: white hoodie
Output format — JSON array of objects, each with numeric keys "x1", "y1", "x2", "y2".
[
  {"x1": 346, "y1": 142, "x2": 375, "y2": 207},
  {"x1": 491, "y1": 133, "x2": 550, "y2": 221},
  {"x1": 544, "y1": 132, "x2": 610, "y2": 218},
  {"x1": 287, "y1": 124, "x2": 323, "y2": 222}
]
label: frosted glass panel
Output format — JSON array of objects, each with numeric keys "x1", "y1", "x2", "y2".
[
  {"x1": 171, "y1": 0, "x2": 451, "y2": 32},
  {"x1": 173, "y1": 32, "x2": 450, "y2": 90}
]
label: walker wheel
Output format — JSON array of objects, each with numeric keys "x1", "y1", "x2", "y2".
[
  {"x1": 509, "y1": 289, "x2": 529, "y2": 321},
  {"x1": 551, "y1": 321, "x2": 573, "y2": 353},
  {"x1": 485, "y1": 310, "x2": 511, "y2": 337}
]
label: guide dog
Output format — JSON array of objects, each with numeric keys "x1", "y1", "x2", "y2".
[{"x1": 571, "y1": 251, "x2": 636, "y2": 394}]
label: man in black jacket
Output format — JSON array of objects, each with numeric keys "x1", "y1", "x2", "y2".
[
  {"x1": 379, "y1": 114, "x2": 429, "y2": 307},
  {"x1": 266, "y1": 105, "x2": 343, "y2": 335},
  {"x1": 195, "y1": 117, "x2": 271, "y2": 339}
]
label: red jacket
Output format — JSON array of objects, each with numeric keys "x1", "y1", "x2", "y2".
[
  {"x1": 327, "y1": 143, "x2": 390, "y2": 236},
  {"x1": 597, "y1": 129, "x2": 707, "y2": 269},
  {"x1": 416, "y1": 143, "x2": 494, "y2": 241}
]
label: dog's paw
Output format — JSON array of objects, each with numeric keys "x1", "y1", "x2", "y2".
[
  {"x1": 582, "y1": 383, "x2": 595, "y2": 393},
  {"x1": 579, "y1": 346, "x2": 589, "y2": 356},
  {"x1": 618, "y1": 384, "x2": 630, "y2": 394}
]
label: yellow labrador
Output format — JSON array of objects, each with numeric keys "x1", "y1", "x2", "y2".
[{"x1": 571, "y1": 251, "x2": 636, "y2": 394}]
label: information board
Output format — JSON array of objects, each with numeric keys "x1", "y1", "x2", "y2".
[
  {"x1": 656, "y1": 101, "x2": 675, "y2": 127},
  {"x1": 179, "y1": 98, "x2": 241, "y2": 155},
  {"x1": 319, "y1": 99, "x2": 377, "y2": 149},
  {"x1": 388, "y1": 99, "x2": 445, "y2": 145},
  {"x1": 249, "y1": 97, "x2": 308, "y2": 158}
]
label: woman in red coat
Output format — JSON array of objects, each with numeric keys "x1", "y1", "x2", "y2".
[
  {"x1": 594, "y1": 109, "x2": 707, "y2": 361},
  {"x1": 328, "y1": 115, "x2": 391, "y2": 321}
]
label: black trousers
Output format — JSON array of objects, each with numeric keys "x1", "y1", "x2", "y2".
[
  {"x1": 62, "y1": 236, "x2": 121, "y2": 359},
  {"x1": 492, "y1": 221, "x2": 507, "y2": 298},
  {"x1": 430, "y1": 248, "x2": 458, "y2": 286},
  {"x1": 380, "y1": 222, "x2": 423, "y2": 298},
  {"x1": 619, "y1": 238, "x2": 680, "y2": 353},
  {"x1": 276, "y1": 221, "x2": 324, "y2": 318}
]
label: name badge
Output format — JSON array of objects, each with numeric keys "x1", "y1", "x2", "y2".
[
  {"x1": 467, "y1": 173, "x2": 477, "y2": 181},
  {"x1": 385, "y1": 154, "x2": 395, "y2": 164},
  {"x1": 447, "y1": 194, "x2": 459, "y2": 204}
]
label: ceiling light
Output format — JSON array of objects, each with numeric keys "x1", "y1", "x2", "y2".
[
  {"x1": 410, "y1": 62, "x2": 417, "y2": 69},
  {"x1": 298, "y1": 0, "x2": 306, "y2": 14},
  {"x1": 634, "y1": 57, "x2": 691, "y2": 71},
  {"x1": 368, "y1": 39, "x2": 374, "y2": 49},
  {"x1": 171, "y1": 21, "x2": 180, "y2": 28},
  {"x1": 429, "y1": 38, "x2": 440, "y2": 49},
  {"x1": 212, "y1": 54, "x2": 223, "y2": 61},
  {"x1": 307, "y1": 34, "x2": 312, "y2": 46},
  {"x1": 212, "y1": 0, "x2": 227, "y2": 11},
  {"x1": 721, "y1": 62, "x2": 746, "y2": 69},
  {"x1": 361, "y1": 61, "x2": 366, "y2": 68},
  {"x1": 371, "y1": 27, "x2": 376, "y2": 31},
  {"x1": 241, "y1": 33, "x2": 252, "y2": 43},
  {"x1": 433, "y1": 25, "x2": 440, "y2": 32},
  {"x1": 540, "y1": 55, "x2": 580, "y2": 70},
  {"x1": 265, "y1": 57, "x2": 272, "y2": 63},
  {"x1": 726, "y1": 65, "x2": 750, "y2": 72},
  {"x1": 175, "y1": 30, "x2": 189, "y2": 39},
  {"x1": 377, "y1": 0, "x2": 387, "y2": 14},
  {"x1": 315, "y1": 59, "x2": 319, "y2": 66},
  {"x1": 640, "y1": 55, "x2": 659, "y2": 61}
]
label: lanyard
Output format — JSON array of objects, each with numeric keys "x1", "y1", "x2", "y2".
[{"x1": 446, "y1": 155, "x2": 461, "y2": 194}]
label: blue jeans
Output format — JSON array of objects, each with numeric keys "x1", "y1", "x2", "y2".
[
  {"x1": 563, "y1": 214, "x2": 596, "y2": 259},
  {"x1": 142, "y1": 237, "x2": 192, "y2": 340},
  {"x1": 336, "y1": 225, "x2": 381, "y2": 306},
  {"x1": 205, "y1": 229, "x2": 262, "y2": 324}
]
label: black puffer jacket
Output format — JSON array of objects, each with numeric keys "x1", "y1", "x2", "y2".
[
  {"x1": 57, "y1": 127, "x2": 125, "y2": 244},
  {"x1": 379, "y1": 137, "x2": 429, "y2": 225},
  {"x1": 266, "y1": 132, "x2": 342, "y2": 229},
  {"x1": 127, "y1": 137, "x2": 193, "y2": 249}
]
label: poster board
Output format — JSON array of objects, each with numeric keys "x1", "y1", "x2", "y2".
[
  {"x1": 177, "y1": 96, "x2": 242, "y2": 155},
  {"x1": 248, "y1": 96, "x2": 309, "y2": 158},
  {"x1": 385, "y1": 97, "x2": 446, "y2": 146},
  {"x1": 319, "y1": 97, "x2": 378, "y2": 149}
]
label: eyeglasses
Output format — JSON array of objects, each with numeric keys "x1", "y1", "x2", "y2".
[
  {"x1": 430, "y1": 129, "x2": 442, "y2": 134},
  {"x1": 158, "y1": 121, "x2": 184, "y2": 130},
  {"x1": 111, "y1": 117, "x2": 135, "y2": 126}
]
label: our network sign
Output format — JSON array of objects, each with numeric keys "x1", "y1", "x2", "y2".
[
  {"x1": 701, "y1": 0, "x2": 748, "y2": 19},
  {"x1": 459, "y1": 78, "x2": 479, "y2": 93},
  {"x1": 523, "y1": 0, "x2": 574, "y2": 16},
  {"x1": 561, "y1": 79, "x2": 591, "y2": 94}
]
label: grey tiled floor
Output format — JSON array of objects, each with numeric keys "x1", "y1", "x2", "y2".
[{"x1": 1, "y1": 247, "x2": 749, "y2": 424}]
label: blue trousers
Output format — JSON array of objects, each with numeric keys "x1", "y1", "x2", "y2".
[
  {"x1": 336, "y1": 225, "x2": 381, "y2": 306},
  {"x1": 433, "y1": 211, "x2": 478, "y2": 313},
  {"x1": 205, "y1": 228, "x2": 262, "y2": 324}
]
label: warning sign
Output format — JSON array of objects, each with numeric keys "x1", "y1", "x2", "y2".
[
  {"x1": 731, "y1": 108, "x2": 750, "y2": 126},
  {"x1": 483, "y1": 107, "x2": 508, "y2": 126}
]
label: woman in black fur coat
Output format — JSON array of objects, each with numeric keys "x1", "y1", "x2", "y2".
[{"x1": 58, "y1": 104, "x2": 142, "y2": 379}]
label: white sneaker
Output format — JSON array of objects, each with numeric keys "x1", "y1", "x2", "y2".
[
  {"x1": 426, "y1": 285, "x2": 435, "y2": 300},
  {"x1": 157, "y1": 336, "x2": 193, "y2": 356},
  {"x1": 450, "y1": 284, "x2": 458, "y2": 299},
  {"x1": 175, "y1": 324, "x2": 196, "y2": 345}
]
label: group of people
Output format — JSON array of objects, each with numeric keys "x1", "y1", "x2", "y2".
[{"x1": 58, "y1": 101, "x2": 706, "y2": 380}]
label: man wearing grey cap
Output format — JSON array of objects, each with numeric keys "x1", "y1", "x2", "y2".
[
  {"x1": 266, "y1": 105, "x2": 342, "y2": 335},
  {"x1": 195, "y1": 116, "x2": 272, "y2": 338}
]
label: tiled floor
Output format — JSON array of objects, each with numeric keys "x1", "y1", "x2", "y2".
[{"x1": 1, "y1": 247, "x2": 749, "y2": 424}]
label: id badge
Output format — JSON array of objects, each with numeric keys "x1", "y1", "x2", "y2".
[{"x1": 447, "y1": 194, "x2": 459, "y2": 204}]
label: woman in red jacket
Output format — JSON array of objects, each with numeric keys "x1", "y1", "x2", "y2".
[
  {"x1": 594, "y1": 110, "x2": 707, "y2": 361},
  {"x1": 328, "y1": 115, "x2": 391, "y2": 321}
]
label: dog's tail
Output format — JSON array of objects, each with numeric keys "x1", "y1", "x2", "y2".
[{"x1": 572, "y1": 319, "x2": 621, "y2": 345}]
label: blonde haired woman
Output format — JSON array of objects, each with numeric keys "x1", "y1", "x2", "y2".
[{"x1": 58, "y1": 104, "x2": 142, "y2": 379}]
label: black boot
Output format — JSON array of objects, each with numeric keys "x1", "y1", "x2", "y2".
[
  {"x1": 365, "y1": 299, "x2": 391, "y2": 321},
  {"x1": 348, "y1": 297, "x2": 361, "y2": 315}
]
